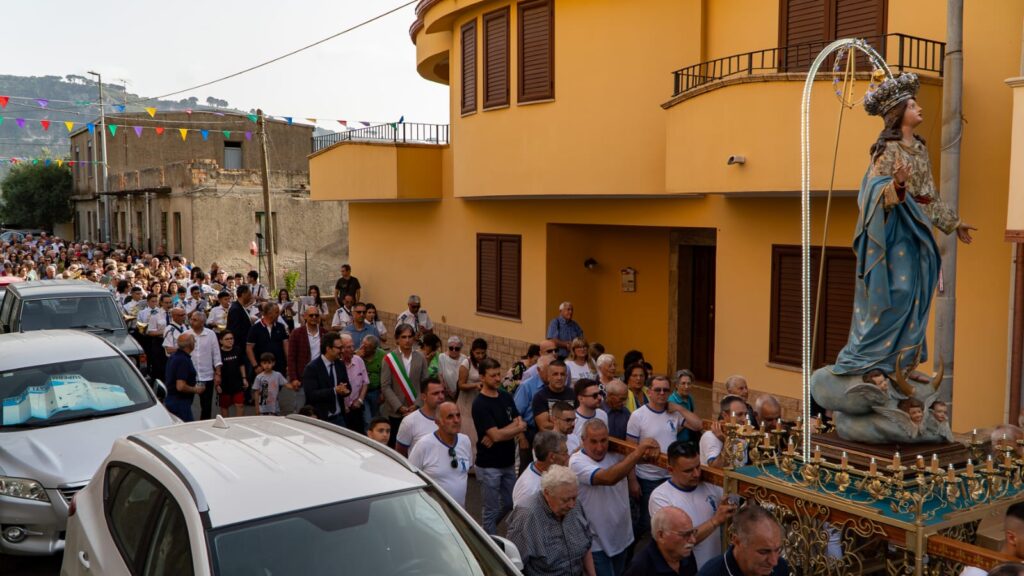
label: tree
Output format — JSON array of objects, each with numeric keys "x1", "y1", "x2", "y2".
[{"x1": 0, "y1": 162, "x2": 72, "y2": 230}]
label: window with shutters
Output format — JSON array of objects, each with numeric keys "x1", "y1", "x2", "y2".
[
  {"x1": 779, "y1": 0, "x2": 886, "y2": 71},
  {"x1": 461, "y1": 20, "x2": 478, "y2": 115},
  {"x1": 518, "y1": 0, "x2": 554, "y2": 103},
  {"x1": 483, "y1": 7, "x2": 510, "y2": 109},
  {"x1": 477, "y1": 234, "x2": 521, "y2": 319},
  {"x1": 768, "y1": 245, "x2": 856, "y2": 368}
]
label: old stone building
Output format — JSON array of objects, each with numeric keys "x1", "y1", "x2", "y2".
[{"x1": 70, "y1": 111, "x2": 346, "y2": 289}]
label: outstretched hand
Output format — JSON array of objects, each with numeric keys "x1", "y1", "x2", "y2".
[{"x1": 956, "y1": 223, "x2": 976, "y2": 244}]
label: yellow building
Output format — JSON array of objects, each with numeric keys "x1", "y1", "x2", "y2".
[{"x1": 311, "y1": 0, "x2": 1024, "y2": 432}]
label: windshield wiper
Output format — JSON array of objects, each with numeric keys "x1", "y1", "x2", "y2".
[{"x1": 68, "y1": 324, "x2": 117, "y2": 333}]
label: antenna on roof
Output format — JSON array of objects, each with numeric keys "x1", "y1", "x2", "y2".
[{"x1": 213, "y1": 415, "x2": 230, "y2": 429}]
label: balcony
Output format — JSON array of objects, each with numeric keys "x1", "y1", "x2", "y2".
[
  {"x1": 663, "y1": 34, "x2": 945, "y2": 196},
  {"x1": 309, "y1": 123, "x2": 448, "y2": 202}
]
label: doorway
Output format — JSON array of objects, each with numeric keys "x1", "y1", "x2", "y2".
[{"x1": 670, "y1": 229, "x2": 717, "y2": 383}]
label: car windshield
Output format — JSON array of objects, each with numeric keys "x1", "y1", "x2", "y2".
[
  {"x1": 0, "y1": 356, "x2": 153, "y2": 428},
  {"x1": 20, "y1": 296, "x2": 123, "y2": 331},
  {"x1": 210, "y1": 488, "x2": 517, "y2": 576}
]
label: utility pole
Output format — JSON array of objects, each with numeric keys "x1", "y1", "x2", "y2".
[
  {"x1": 934, "y1": 0, "x2": 964, "y2": 407},
  {"x1": 88, "y1": 70, "x2": 111, "y2": 243},
  {"x1": 256, "y1": 109, "x2": 277, "y2": 291}
]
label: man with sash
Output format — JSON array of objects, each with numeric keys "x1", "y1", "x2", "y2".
[{"x1": 381, "y1": 323, "x2": 429, "y2": 448}]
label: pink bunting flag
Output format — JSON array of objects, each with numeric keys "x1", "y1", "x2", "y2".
[{"x1": 133, "y1": 126, "x2": 143, "y2": 137}]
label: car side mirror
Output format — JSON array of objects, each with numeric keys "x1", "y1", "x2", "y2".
[
  {"x1": 152, "y1": 379, "x2": 168, "y2": 401},
  {"x1": 489, "y1": 535, "x2": 523, "y2": 571}
]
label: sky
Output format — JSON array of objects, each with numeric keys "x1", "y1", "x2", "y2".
[{"x1": 5, "y1": 0, "x2": 450, "y2": 126}]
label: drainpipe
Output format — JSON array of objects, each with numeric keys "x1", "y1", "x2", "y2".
[{"x1": 934, "y1": 0, "x2": 963, "y2": 407}]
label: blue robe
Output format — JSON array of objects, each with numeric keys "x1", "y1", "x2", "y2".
[{"x1": 832, "y1": 168, "x2": 940, "y2": 375}]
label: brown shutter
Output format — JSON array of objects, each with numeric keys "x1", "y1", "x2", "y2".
[
  {"x1": 835, "y1": 0, "x2": 887, "y2": 66},
  {"x1": 769, "y1": 246, "x2": 807, "y2": 366},
  {"x1": 483, "y1": 7, "x2": 510, "y2": 109},
  {"x1": 780, "y1": 0, "x2": 827, "y2": 71},
  {"x1": 819, "y1": 250, "x2": 856, "y2": 367},
  {"x1": 518, "y1": 0, "x2": 554, "y2": 103},
  {"x1": 498, "y1": 236, "x2": 521, "y2": 317},
  {"x1": 461, "y1": 20, "x2": 477, "y2": 115},
  {"x1": 478, "y1": 235, "x2": 498, "y2": 313}
]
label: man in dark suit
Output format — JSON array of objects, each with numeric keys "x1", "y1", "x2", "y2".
[
  {"x1": 302, "y1": 331, "x2": 351, "y2": 425},
  {"x1": 285, "y1": 306, "x2": 322, "y2": 414}
]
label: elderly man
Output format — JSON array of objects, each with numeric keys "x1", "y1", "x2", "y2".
[
  {"x1": 701, "y1": 396, "x2": 750, "y2": 468},
  {"x1": 340, "y1": 333, "x2": 369, "y2": 430},
  {"x1": 533, "y1": 359, "x2": 574, "y2": 431},
  {"x1": 547, "y1": 302, "x2": 583, "y2": 359},
  {"x1": 515, "y1": 353, "x2": 556, "y2": 430},
  {"x1": 602, "y1": 379, "x2": 631, "y2": 440},
  {"x1": 247, "y1": 302, "x2": 290, "y2": 379},
  {"x1": 513, "y1": 430, "x2": 569, "y2": 508},
  {"x1": 165, "y1": 332, "x2": 203, "y2": 422},
  {"x1": 625, "y1": 507, "x2": 699, "y2": 576},
  {"x1": 188, "y1": 311, "x2": 222, "y2": 420},
  {"x1": 697, "y1": 504, "x2": 790, "y2": 576},
  {"x1": 508, "y1": 465, "x2": 597, "y2": 576},
  {"x1": 408, "y1": 402, "x2": 472, "y2": 507},
  {"x1": 650, "y1": 442, "x2": 735, "y2": 569},
  {"x1": 358, "y1": 335, "x2": 386, "y2": 422},
  {"x1": 960, "y1": 502, "x2": 1024, "y2": 576},
  {"x1": 725, "y1": 375, "x2": 757, "y2": 427},
  {"x1": 286, "y1": 305, "x2": 323, "y2": 413},
  {"x1": 571, "y1": 418, "x2": 659, "y2": 576},
  {"x1": 396, "y1": 294, "x2": 433, "y2": 339},
  {"x1": 330, "y1": 294, "x2": 355, "y2": 331},
  {"x1": 163, "y1": 307, "x2": 188, "y2": 356},
  {"x1": 754, "y1": 395, "x2": 783, "y2": 431}
]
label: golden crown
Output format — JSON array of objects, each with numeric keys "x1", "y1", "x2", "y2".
[{"x1": 864, "y1": 73, "x2": 920, "y2": 117}]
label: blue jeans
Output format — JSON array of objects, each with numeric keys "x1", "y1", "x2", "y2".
[
  {"x1": 593, "y1": 550, "x2": 628, "y2": 576},
  {"x1": 637, "y1": 477, "x2": 666, "y2": 540},
  {"x1": 477, "y1": 466, "x2": 516, "y2": 535},
  {"x1": 363, "y1": 388, "x2": 381, "y2": 423}
]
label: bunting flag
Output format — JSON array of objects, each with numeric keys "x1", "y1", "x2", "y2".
[
  {"x1": 284, "y1": 117, "x2": 293, "y2": 125},
  {"x1": 87, "y1": 123, "x2": 95, "y2": 134},
  {"x1": 338, "y1": 120, "x2": 347, "y2": 127},
  {"x1": 0, "y1": 117, "x2": 4, "y2": 126},
  {"x1": 36, "y1": 99, "x2": 49, "y2": 108},
  {"x1": 244, "y1": 131, "x2": 252, "y2": 141},
  {"x1": 247, "y1": 114, "x2": 257, "y2": 123},
  {"x1": 64, "y1": 121, "x2": 75, "y2": 132},
  {"x1": 108, "y1": 124, "x2": 118, "y2": 136},
  {"x1": 360, "y1": 121, "x2": 371, "y2": 127},
  {"x1": 145, "y1": 107, "x2": 156, "y2": 118},
  {"x1": 40, "y1": 120, "x2": 50, "y2": 131},
  {"x1": 222, "y1": 130, "x2": 231, "y2": 138},
  {"x1": 398, "y1": 116, "x2": 405, "y2": 124},
  {"x1": 57, "y1": 159, "x2": 63, "y2": 168},
  {"x1": 16, "y1": 118, "x2": 25, "y2": 128},
  {"x1": 200, "y1": 129, "x2": 209, "y2": 141},
  {"x1": 178, "y1": 128, "x2": 188, "y2": 141},
  {"x1": 133, "y1": 126, "x2": 143, "y2": 137},
  {"x1": 155, "y1": 126, "x2": 165, "y2": 136},
  {"x1": 44, "y1": 159, "x2": 51, "y2": 166},
  {"x1": 113, "y1": 104, "x2": 126, "y2": 113},
  {"x1": 0, "y1": 96, "x2": 7, "y2": 108},
  {"x1": 306, "y1": 118, "x2": 316, "y2": 123}
]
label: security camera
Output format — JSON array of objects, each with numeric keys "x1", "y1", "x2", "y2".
[{"x1": 727, "y1": 155, "x2": 746, "y2": 165}]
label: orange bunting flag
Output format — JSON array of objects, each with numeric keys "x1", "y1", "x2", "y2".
[
  {"x1": 155, "y1": 127, "x2": 165, "y2": 136},
  {"x1": 64, "y1": 121, "x2": 75, "y2": 132},
  {"x1": 145, "y1": 107, "x2": 157, "y2": 118},
  {"x1": 178, "y1": 128, "x2": 188, "y2": 141}
]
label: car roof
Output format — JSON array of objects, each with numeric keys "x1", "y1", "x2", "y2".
[
  {"x1": 0, "y1": 277, "x2": 24, "y2": 286},
  {"x1": 0, "y1": 330, "x2": 120, "y2": 370},
  {"x1": 127, "y1": 415, "x2": 428, "y2": 528},
  {"x1": 9, "y1": 279, "x2": 112, "y2": 297}
]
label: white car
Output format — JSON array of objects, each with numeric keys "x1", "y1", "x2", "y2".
[
  {"x1": 61, "y1": 414, "x2": 524, "y2": 576},
  {"x1": 0, "y1": 330, "x2": 174, "y2": 556}
]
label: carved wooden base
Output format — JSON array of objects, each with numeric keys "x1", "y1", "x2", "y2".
[{"x1": 811, "y1": 431, "x2": 972, "y2": 471}]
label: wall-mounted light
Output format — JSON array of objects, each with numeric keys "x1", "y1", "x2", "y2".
[
  {"x1": 727, "y1": 155, "x2": 746, "y2": 165},
  {"x1": 583, "y1": 258, "x2": 598, "y2": 270}
]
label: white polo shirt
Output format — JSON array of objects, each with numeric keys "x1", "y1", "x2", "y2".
[
  {"x1": 569, "y1": 449, "x2": 633, "y2": 557},
  {"x1": 648, "y1": 480, "x2": 723, "y2": 569},
  {"x1": 572, "y1": 408, "x2": 608, "y2": 437},
  {"x1": 566, "y1": 433, "x2": 581, "y2": 455},
  {"x1": 408, "y1": 432, "x2": 472, "y2": 507},
  {"x1": 626, "y1": 405, "x2": 684, "y2": 481},
  {"x1": 699, "y1": 430, "x2": 749, "y2": 467},
  {"x1": 512, "y1": 463, "x2": 543, "y2": 509},
  {"x1": 396, "y1": 409, "x2": 437, "y2": 452},
  {"x1": 188, "y1": 328, "x2": 222, "y2": 381}
]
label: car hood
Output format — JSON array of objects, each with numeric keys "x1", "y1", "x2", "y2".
[
  {"x1": 0, "y1": 404, "x2": 173, "y2": 487},
  {"x1": 97, "y1": 331, "x2": 143, "y2": 357}
]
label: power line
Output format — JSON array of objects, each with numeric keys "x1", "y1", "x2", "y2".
[{"x1": 132, "y1": 0, "x2": 417, "y2": 105}]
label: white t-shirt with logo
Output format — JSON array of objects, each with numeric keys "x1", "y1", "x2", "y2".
[
  {"x1": 512, "y1": 463, "x2": 544, "y2": 509},
  {"x1": 572, "y1": 408, "x2": 608, "y2": 437},
  {"x1": 396, "y1": 409, "x2": 437, "y2": 452},
  {"x1": 699, "y1": 430, "x2": 749, "y2": 467},
  {"x1": 569, "y1": 450, "x2": 633, "y2": 557},
  {"x1": 566, "y1": 361, "x2": 597, "y2": 384},
  {"x1": 626, "y1": 405, "x2": 684, "y2": 481},
  {"x1": 408, "y1": 432, "x2": 472, "y2": 507},
  {"x1": 649, "y1": 481, "x2": 723, "y2": 569}
]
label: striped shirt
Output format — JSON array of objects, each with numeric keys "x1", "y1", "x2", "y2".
[{"x1": 508, "y1": 492, "x2": 593, "y2": 576}]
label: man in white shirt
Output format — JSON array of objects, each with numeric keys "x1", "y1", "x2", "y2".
[
  {"x1": 960, "y1": 503, "x2": 1024, "y2": 576},
  {"x1": 570, "y1": 418, "x2": 659, "y2": 576},
  {"x1": 123, "y1": 286, "x2": 145, "y2": 315},
  {"x1": 513, "y1": 430, "x2": 568, "y2": 508},
  {"x1": 188, "y1": 311, "x2": 222, "y2": 421},
  {"x1": 408, "y1": 402, "x2": 472, "y2": 507},
  {"x1": 247, "y1": 270, "x2": 269, "y2": 303},
  {"x1": 330, "y1": 294, "x2": 355, "y2": 331},
  {"x1": 397, "y1": 379, "x2": 447, "y2": 456},
  {"x1": 573, "y1": 379, "x2": 609, "y2": 437},
  {"x1": 649, "y1": 441, "x2": 735, "y2": 570},
  {"x1": 163, "y1": 307, "x2": 188, "y2": 356},
  {"x1": 206, "y1": 291, "x2": 231, "y2": 329},
  {"x1": 396, "y1": 294, "x2": 433, "y2": 339},
  {"x1": 701, "y1": 396, "x2": 750, "y2": 469},
  {"x1": 627, "y1": 375, "x2": 704, "y2": 541}
]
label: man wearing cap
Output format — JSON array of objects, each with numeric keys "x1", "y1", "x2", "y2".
[
  {"x1": 396, "y1": 295, "x2": 433, "y2": 339},
  {"x1": 438, "y1": 335, "x2": 470, "y2": 402}
]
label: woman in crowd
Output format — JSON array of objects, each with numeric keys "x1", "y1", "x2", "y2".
[
  {"x1": 566, "y1": 337, "x2": 598, "y2": 384},
  {"x1": 624, "y1": 362, "x2": 650, "y2": 412},
  {"x1": 596, "y1": 353, "x2": 617, "y2": 395},
  {"x1": 301, "y1": 284, "x2": 330, "y2": 321},
  {"x1": 365, "y1": 303, "x2": 388, "y2": 346},
  {"x1": 458, "y1": 338, "x2": 489, "y2": 457}
]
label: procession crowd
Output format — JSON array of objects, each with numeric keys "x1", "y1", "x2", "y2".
[{"x1": 3, "y1": 233, "x2": 1022, "y2": 576}]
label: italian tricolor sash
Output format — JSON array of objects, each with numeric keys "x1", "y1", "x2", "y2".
[{"x1": 385, "y1": 351, "x2": 416, "y2": 404}]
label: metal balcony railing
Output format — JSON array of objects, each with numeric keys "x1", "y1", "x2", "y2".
[
  {"x1": 311, "y1": 122, "x2": 449, "y2": 152},
  {"x1": 671, "y1": 33, "x2": 945, "y2": 98}
]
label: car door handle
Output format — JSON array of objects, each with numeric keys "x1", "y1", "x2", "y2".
[{"x1": 78, "y1": 550, "x2": 91, "y2": 570}]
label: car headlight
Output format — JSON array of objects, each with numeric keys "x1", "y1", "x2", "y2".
[{"x1": 0, "y1": 477, "x2": 49, "y2": 502}]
